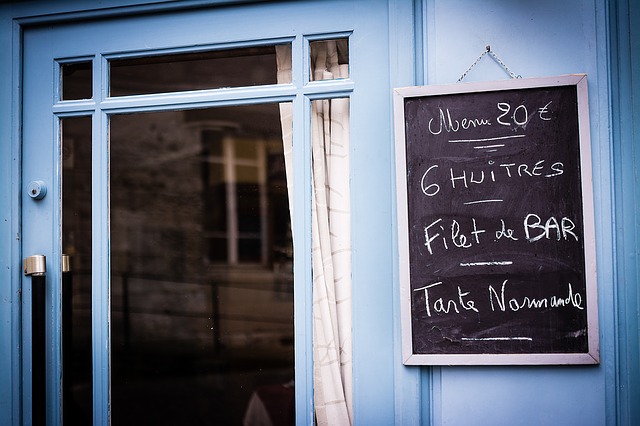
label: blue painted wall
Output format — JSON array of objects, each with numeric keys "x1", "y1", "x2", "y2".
[
  {"x1": 415, "y1": 0, "x2": 634, "y2": 425},
  {"x1": 0, "y1": 7, "x2": 23, "y2": 426},
  {"x1": 609, "y1": 0, "x2": 640, "y2": 424}
]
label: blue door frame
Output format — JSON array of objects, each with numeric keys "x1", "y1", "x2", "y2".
[
  {"x1": 609, "y1": 0, "x2": 640, "y2": 423},
  {"x1": 2, "y1": 1, "x2": 638, "y2": 426},
  {"x1": 1, "y1": 1, "x2": 410, "y2": 425}
]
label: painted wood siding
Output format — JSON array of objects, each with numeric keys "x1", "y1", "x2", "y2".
[{"x1": 419, "y1": 0, "x2": 614, "y2": 424}]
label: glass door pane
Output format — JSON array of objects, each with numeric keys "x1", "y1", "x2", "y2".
[
  {"x1": 109, "y1": 103, "x2": 293, "y2": 425},
  {"x1": 61, "y1": 116, "x2": 93, "y2": 425}
]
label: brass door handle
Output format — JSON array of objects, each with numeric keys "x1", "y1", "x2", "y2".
[{"x1": 62, "y1": 254, "x2": 71, "y2": 273}]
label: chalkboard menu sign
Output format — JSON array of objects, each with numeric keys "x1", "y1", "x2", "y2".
[{"x1": 394, "y1": 75, "x2": 598, "y2": 365}]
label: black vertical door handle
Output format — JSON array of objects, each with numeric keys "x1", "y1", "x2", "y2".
[{"x1": 24, "y1": 255, "x2": 46, "y2": 426}]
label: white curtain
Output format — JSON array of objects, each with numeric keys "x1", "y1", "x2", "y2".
[{"x1": 276, "y1": 42, "x2": 353, "y2": 426}]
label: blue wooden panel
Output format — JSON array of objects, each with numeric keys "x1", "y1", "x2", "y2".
[
  {"x1": 21, "y1": 27, "x2": 63, "y2": 426},
  {"x1": 422, "y1": 0, "x2": 613, "y2": 424},
  {"x1": 610, "y1": 0, "x2": 640, "y2": 424},
  {"x1": 388, "y1": 1, "x2": 424, "y2": 424},
  {"x1": 435, "y1": 367, "x2": 604, "y2": 425},
  {"x1": 0, "y1": 13, "x2": 23, "y2": 426},
  {"x1": 348, "y1": 0, "x2": 399, "y2": 424}
]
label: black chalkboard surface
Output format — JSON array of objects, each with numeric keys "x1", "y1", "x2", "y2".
[{"x1": 394, "y1": 75, "x2": 598, "y2": 365}]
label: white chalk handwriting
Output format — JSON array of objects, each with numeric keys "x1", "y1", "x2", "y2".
[
  {"x1": 422, "y1": 215, "x2": 579, "y2": 255},
  {"x1": 426, "y1": 101, "x2": 554, "y2": 136},
  {"x1": 414, "y1": 279, "x2": 584, "y2": 318},
  {"x1": 420, "y1": 160, "x2": 564, "y2": 197}
]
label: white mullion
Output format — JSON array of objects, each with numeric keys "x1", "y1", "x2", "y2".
[
  {"x1": 225, "y1": 137, "x2": 238, "y2": 265},
  {"x1": 93, "y1": 54, "x2": 109, "y2": 426},
  {"x1": 258, "y1": 140, "x2": 268, "y2": 265},
  {"x1": 293, "y1": 33, "x2": 314, "y2": 426},
  {"x1": 96, "y1": 85, "x2": 298, "y2": 113}
]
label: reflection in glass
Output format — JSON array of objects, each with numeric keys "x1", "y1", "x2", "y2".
[
  {"x1": 61, "y1": 61, "x2": 92, "y2": 101},
  {"x1": 309, "y1": 38, "x2": 349, "y2": 81},
  {"x1": 109, "y1": 103, "x2": 293, "y2": 425},
  {"x1": 61, "y1": 117, "x2": 93, "y2": 425},
  {"x1": 110, "y1": 44, "x2": 291, "y2": 97}
]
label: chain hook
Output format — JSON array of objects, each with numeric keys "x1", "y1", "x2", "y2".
[{"x1": 457, "y1": 45, "x2": 521, "y2": 82}]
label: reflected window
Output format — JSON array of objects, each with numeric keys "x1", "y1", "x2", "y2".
[
  {"x1": 202, "y1": 129, "x2": 289, "y2": 265},
  {"x1": 109, "y1": 44, "x2": 291, "y2": 96},
  {"x1": 109, "y1": 103, "x2": 293, "y2": 425}
]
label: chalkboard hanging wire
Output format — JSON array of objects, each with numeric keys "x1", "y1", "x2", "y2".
[{"x1": 457, "y1": 45, "x2": 522, "y2": 82}]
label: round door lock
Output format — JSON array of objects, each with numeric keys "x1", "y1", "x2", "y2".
[{"x1": 27, "y1": 180, "x2": 47, "y2": 200}]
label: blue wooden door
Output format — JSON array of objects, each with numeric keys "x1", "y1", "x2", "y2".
[{"x1": 21, "y1": 1, "x2": 393, "y2": 425}]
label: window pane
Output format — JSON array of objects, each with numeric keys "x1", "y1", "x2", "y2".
[
  {"x1": 309, "y1": 38, "x2": 349, "y2": 81},
  {"x1": 109, "y1": 103, "x2": 293, "y2": 425},
  {"x1": 110, "y1": 44, "x2": 291, "y2": 96},
  {"x1": 61, "y1": 116, "x2": 93, "y2": 425},
  {"x1": 61, "y1": 61, "x2": 92, "y2": 100},
  {"x1": 237, "y1": 180, "x2": 260, "y2": 233}
]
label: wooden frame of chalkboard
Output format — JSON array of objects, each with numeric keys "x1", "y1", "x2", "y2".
[{"x1": 394, "y1": 75, "x2": 598, "y2": 365}]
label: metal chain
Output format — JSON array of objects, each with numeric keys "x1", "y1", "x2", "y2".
[
  {"x1": 457, "y1": 45, "x2": 522, "y2": 82},
  {"x1": 457, "y1": 48, "x2": 489, "y2": 83}
]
